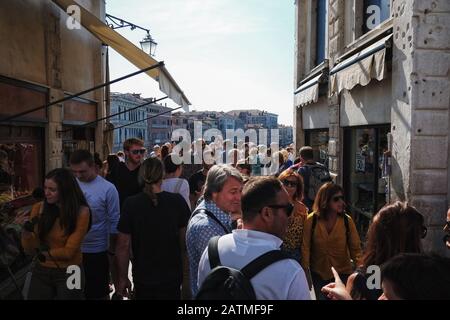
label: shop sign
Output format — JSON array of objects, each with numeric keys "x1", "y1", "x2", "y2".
[{"x1": 356, "y1": 152, "x2": 366, "y2": 173}]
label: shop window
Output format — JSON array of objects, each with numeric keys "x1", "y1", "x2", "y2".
[
  {"x1": 343, "y1": 126, "x2": 390, "y2": 238},
  {"x1": 305, "y1": 130, "x2": 329, "y2": 166},
  {"x1": 0, "y1": 126, "x2": 43, "y2": 204},
  {"x1": 62, "y1": 127, "x2": 95, "y2": 167}
]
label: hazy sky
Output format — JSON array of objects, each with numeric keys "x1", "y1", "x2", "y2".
[{"x1": 106, "y1": 0, "x2": 295, "y2": 125}]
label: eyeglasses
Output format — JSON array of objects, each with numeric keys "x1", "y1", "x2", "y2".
[
  {"x1": 421, "y1": 226, "x2": 427, "y2": 239},
  {"x1": 332, "y1": 195, "x2": 345, "y2": 203},
  {"x1": 282, "y1": 180, "x2": 298, "y2": 188},
  {"x1": 267, "y1": 203, "x2": 294, "y2": 217},
  {"x1": 130, "y1": 149, "x2": 146, "y2": 155}
]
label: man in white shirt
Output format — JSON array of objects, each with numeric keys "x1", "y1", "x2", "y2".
[{"x1": 197, "y1": 176, "x2": 310, "y2": 300}]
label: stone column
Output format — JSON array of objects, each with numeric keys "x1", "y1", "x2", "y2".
[
  {"x1": 293, "y1": 0, "x2": 309, "y2": 156},
  {"x1": 327, "y1": 0, "x2": 345, "y2": 182},
  {"x1": 391, "y1": 0, "x2": 450, "y2": 255},
  {"x1": 44, "y1": 2, "x2": 63, "y2": 172},
  {"x1": 95, "y1": 0, "x2": 107, "y2": 159}
]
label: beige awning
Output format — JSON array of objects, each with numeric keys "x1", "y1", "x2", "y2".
[
  {"x1": 294, "y1": 73, "x2": 323, "y2": 108},
  {"x1": 52, "y1": 0, "x2": 190, "y2": 110},
  {"x1": 330, "y1": 34, "x2": 392, "y2": 94}
]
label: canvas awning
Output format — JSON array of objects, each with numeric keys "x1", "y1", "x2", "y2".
[
  {"x1": 294, "y1": 73, "x2": 325, "y2": 108},
  {"x1": 52, "y1": 0, "x2": 190, "y2": 111},
  {"x1": 330, "y1": 34, "x2": 392, "y2": 94}
]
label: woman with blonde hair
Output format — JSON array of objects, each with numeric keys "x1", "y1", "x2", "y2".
[{"x1": 278, "y1": 169, "x2": 308, "y2": 262}]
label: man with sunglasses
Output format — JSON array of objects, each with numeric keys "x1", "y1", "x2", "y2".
[
  {"x1": 197, "y1": 176, "x2": 310, "y2": 300},
  {"x1": 108, "y1": 138, "x2": 146, "y2": 208}
]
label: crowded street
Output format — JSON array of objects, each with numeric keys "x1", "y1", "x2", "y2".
[{"x1": 0, "y1": 0, "x2": 449, "y2": 304}]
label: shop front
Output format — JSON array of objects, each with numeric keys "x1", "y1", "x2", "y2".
[
  {"x1": 305, "y1": 129, "x2": 329, "y2": 167},
  {"x1": 343, "y1": 125, "x2": 390, "y2": 238},
  {"x1": 0, "y1": 78, "x2": 48, "y2": 298},
  {"x1": 61, "y1": 96, "x2": 97, "y2": 167}
]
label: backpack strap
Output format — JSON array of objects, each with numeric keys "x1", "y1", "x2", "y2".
[
  {"x1": 310, "y1": 213, "x2": 318, "y2": 246},
  {"x1": 207, "y1": 236, "x2": 222, "y2": 270},
  {"x1": 343, "y1": 213, "x2": 350, "y2": 247},
  {"x1": 240, "y1": 250, "x2": 290, "y2": 280},
  {"x1": 191, "y1": 209, "x2": 231, "y2": 234}
]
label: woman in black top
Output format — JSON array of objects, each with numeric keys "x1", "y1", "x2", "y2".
[{"x1": 115, "y1": 157, "x2": 191, "y2": 300}]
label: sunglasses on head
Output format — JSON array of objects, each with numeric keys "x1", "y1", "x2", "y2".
[
  {"x1": 332, "y1": 195, "x2": 345, "y2": 202},
  {"x1": 282, "y1": 180, "x2": 298, "y2": 188},
  {"x1": 130, "y1": 149, "x2": 146, "y2": 155},
  {"x1": 267, "y1": 203, "x2": 294, "y2": 217}
]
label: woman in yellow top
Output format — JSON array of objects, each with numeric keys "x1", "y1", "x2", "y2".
[
  {"x1": 278, "y1": 169, "x2": 308, "y2": 262},
  {"x1": 301, "y1": 182, "x2": 362, "y2": 300},
  {"x1": 21, "y1": 168, "x2": 90, "y2": 300}
]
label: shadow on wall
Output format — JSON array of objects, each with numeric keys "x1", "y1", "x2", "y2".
[{"x1": 389, "y1": 155, "x2": 406, "y2": 202}]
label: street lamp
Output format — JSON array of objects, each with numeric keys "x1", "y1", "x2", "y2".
[
  {"x1": 106, "y1": 14, "x2": 158, "y2": 56},
  {"x1": 140, "y1": 31, "x2": 158, "y2": 57}
]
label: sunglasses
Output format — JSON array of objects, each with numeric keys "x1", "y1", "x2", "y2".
[
  {"x1": 130, "y1": 149, "x2": 146, "y2": 155},
  {"x1": 267, "y1": 203, "x2": 294, "y2": 217},
  {"x1": 282, "y1": 180, "x2": 298, "y2": 188},
  {"x1": 332, "y1": 195, "x2": 345, "y2": 203}
]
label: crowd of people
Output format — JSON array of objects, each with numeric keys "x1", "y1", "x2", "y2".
[{"x1": 17, "y1": 137, "x2": 450, "y2": 300}]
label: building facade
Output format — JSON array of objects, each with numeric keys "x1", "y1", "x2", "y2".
[
  {"x1": 0, "y1": 0, "x2": 106, "y2": 196},
  {"x1": 293, "y1": 0, "x2": 450, "y2": 255},
  {"x1": 110, "y1": 93, "x2": 173, "y2": 152},
  {"x1": 0, "y1": 0, "x2": 107, "y2": 297},
  {"x1": 279, "y1": 125, "x2": 294, "y2": 147},
  {"x1": 172, "y1": 110, "x2": 278, "y2": 145},
  {"x1": 227, "y1": 109, "x2": 279, "y2": 144}
]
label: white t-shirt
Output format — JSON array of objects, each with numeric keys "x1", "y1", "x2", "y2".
[
  {"x1": 161, "y1": 178, "x2": 191, "y2": 210},
  {"x1": 197, "y1": 229, "x2": 311, "y2": 300}
]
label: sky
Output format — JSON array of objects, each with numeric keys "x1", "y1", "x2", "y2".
[{"x1": 106, "y1": 0, "x2": 295, "y2": 126}]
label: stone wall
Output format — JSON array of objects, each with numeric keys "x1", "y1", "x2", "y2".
[
  {"x1": 391, "y1": 0, "x2": 450, "y2": 255},
  {"x1": 0, "y1": 0, "x2": 107, "y2": 168},
  {"x1": 327, "y1": 0, "x2": 345, "y2": 182}
]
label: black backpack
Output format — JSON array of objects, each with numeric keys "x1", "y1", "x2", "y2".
[
  {"x1": 300, "y1": 163, "x2": 332, "y2": 205},
  {"x1": 195, "y1": 236, "x2": 291, "y2": 300}
]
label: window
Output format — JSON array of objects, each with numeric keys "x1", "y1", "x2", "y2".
[
  {"x1": 305, "y1": 130, "x2": 329, "y2": 166},
  {"x1": 343, "y1": 126, "x2": 390, "y2": 238},
  {"x1": 0, "y1": 127, "x2": 43, "y2": 204},
  {"x1": 363, "y1": 0, "x2": 390, "y2": 34},
  {"x1": 345, "y1": 0, "x2": 391, "y2": 45},
  {"x1": 316, "y1": 0, "x2": 328, "y2": 65}
]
